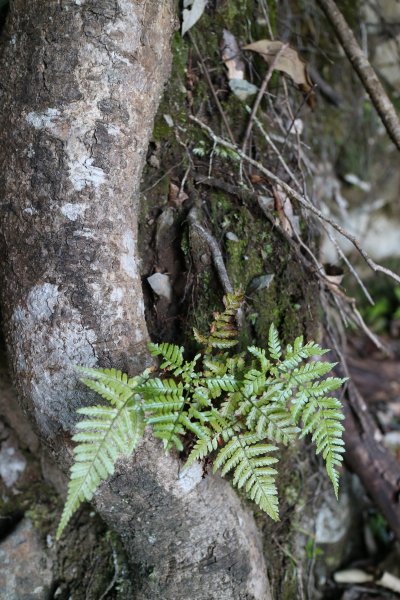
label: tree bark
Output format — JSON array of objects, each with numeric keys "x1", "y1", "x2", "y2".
[{"x1": 0, "y1": 1, "x2": 270, "y2": 597}]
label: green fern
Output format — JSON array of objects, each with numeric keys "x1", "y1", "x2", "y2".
[
  {"x1": 56, "y1": 368, "x2": 149, "y2": 539},
  {"x1": 57, "y1": 291, "x2": 347, "y2": 538},
  {"x1": 213, "y1": 431, "x2": 279, "y2": 520},
  {"x1": 193, "y1": 290, "x2": 243, "y2": 353}
]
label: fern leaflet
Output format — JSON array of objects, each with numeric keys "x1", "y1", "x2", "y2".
[
  {"x1": 56, "y1": 394, "x2": 143, "y2": 539},
  {"x1": 214, "y1": 431, "x2": 279, "y2": 520}
]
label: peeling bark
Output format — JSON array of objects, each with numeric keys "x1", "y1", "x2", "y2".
[{"x1": 0, "y1": 1, "x2": 271, "y2": 597}]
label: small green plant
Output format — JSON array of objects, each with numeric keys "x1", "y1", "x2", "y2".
[
  {"x1": 56, "y1": 291, "x2": 346, "y2": 539},
  {"x1": 192, "y1": 139, "x2": 240, "y2": 161},
  {"x1": 360, "y1": 285, "x2": 400, "y2": 333}
]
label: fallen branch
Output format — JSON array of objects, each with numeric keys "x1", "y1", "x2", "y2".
[{"x1": 316, "y1": 0, "x2": 400, "y2": 151}]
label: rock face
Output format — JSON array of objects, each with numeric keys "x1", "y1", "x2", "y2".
[
  {"x1": 0, "y1": 519, "x2": 53, "y2": 600},
  {"x1": 363, "y1": 0, "x2": 400, "y2": 90}
]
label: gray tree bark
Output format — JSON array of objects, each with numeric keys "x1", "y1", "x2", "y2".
[{"x1": 0, "y1": 1, "x2": 271, "y2": 597}]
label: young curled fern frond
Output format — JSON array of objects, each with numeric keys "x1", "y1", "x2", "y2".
[
  {"x1": 193, "y1": 289, "x2": 244, "y2": 353},
  {"x1": 57, "y1": 293, "x2": 347, "y2": 539}
]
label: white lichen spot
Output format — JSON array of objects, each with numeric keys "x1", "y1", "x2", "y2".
[
  {"x1": 133, "y1": 329, "x2": 145, "y2": 343},
  {"x1": 74, "y1": 229, "x2": 95, "y2": 239},
  {"x1": 23, "y1": 206, "x2": 37, "y2": 216},
  {"x1": 110, "y1": 287, "x2": 124, "y2": 302},
  {"x1": 105, "y1": 0, "x2": 141, "y2": 55},
  {"x1": 176, "y1": 462, "x2": 203, "y2": 495},
  {"x1": 121, "y1": 231, "x2": 138, "y2": 280},
  {"x1": 12, "y1": 307, "x2": 26, "y2": 324},
  {"x1": 147, "y1": 273, "x2": 172, "y2": 302},
  {"x1": 60, "y1": 203, "x2": 87, "y2": 221},
  {"x1": 110, "y1": 51, "x2": 132, "y2": 66},
  {"x1": 107, "y1": 124, "x2": 121, "y2": 136},
  {"x1": 26, "y1": 283, "x2": 59, "y2": 320},
  {"x1": 68, "y1": 157, "x2": 106, "y2": 192},
  {"x1": 138, "y1": 298, "x2": 145, "y2": 315},
  {"x1": 27, "y1": 144, "x2": 35, "y2": 158},
  {"x1": 0, "y1": 441, "x2": 27, "y2": 487},
  {"x1": 26, "y1": 108, "x2": 60, "y2": 130}
]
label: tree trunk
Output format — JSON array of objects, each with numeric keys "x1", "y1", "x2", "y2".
[{"x1": 0, "y1": 1, "x2": 270, "y2": 597}]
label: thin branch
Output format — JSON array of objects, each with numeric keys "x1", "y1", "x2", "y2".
[
  {"x1": 324, "y1": 225, "x2": 374, "y2": 305},
  {"x1": 189, "y1": 115, "x2": 400, "y2": 285},
  {"x1": 241, "y1": 44, "x2": 288, "y2": 154},
  {"x1": 316, "y1": 0, "x2": 400, "y2": 151},
  {"x1": 187, "y1": 207, "x2": 233, "y2": 294},
  {"x1": 189, "y1": 33, "x2": 236, "y2": 145},
  {"x1": 244, "y1": 105, "x2": 302, "y2": 190}
]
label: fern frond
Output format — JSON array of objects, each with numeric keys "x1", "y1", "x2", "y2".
[
  {"x1": 214, "y1": 432, "x2": 279, "y2": 519},
  {"x1": 240, "y1": 395, "x2": 299, "y2": 445},
  {"x1": 203, "y1": 356, "x2": 229, "y2": 375},
  {"x1": 294, "y1": 390, "x2": 345, "y2": 497},
  {"x1": 194, "y1": 290, "x2": 243, "y2": 352},
  {"x1": 148, "y1": 342, "x2": 185, "y2": 374},
  {"x1": 242, "y1": 369, "x2": 266, "y2": 397},
  {"x1": 56, "y1": 400, "x2": 143, "y2": 540},
  {"x1": 191, "y1": 386, "x2": 213, "y2": 408},
  {"x1": 289, "y1": 361, "x2": 337, "y2": 385},
  {"x1": 220, "y1": 390, "x2": 243, "y2": 418},
  {"x1": 77, "y1": 366, "x2": 150, "y2": 389},
  {"x1": 247, "y1": 346, "x2": 269, "y2": 372},
  {"x1": 77, "y1": 367, "x2": 150, "y2": 407},
  {"x1": 268, "y1": 324, "x2": 282, "y2": 360},
  {"x1": 141, "y1": 378, "x2": 188, "y2": 451},
  {"x1": 60, "y1": 292, "x2": 347, "y2": 539},
  {"x1": 185, "y1": 412, "x2": 239, "y2": 468},
  {"x1": 205, "y1": 374, "x2": 238, "y2": 398},
  {"x1": 279, "y1": 340, "x2": 329, "y2": 371}
]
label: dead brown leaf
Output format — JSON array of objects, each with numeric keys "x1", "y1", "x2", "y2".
[
  {"x1": 243, "y1": 39, "x2": 315, "y2": 108},
  {"x1": 273, "y1": 185, "x2": 295, "y2": 237},
  {"x1": 221, "y1": 29, "x2": 245, "y2": 80},
  {"x1": 249, "y1": 174, "x2": 264, "y2": 184},
  {"x1": 168, "y1": 182, "x2": 188, "y2": 208},
  {"x1": 323, "y1": 263, "x2": 344, "y2": 286}
]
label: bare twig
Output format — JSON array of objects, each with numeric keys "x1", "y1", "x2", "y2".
[
  {"x1": 244, "y1": 105, "x2": 302, "y2": 190},
  {"x1": 316, "y1": 0, "x2": 400, "y2": 151},
  {"x1": 308, "y1": 65, "x2": 342, "y2": 106},
  {"x1": 188, "y1": 207, "x2": 233, "y2": 294},
  {"x1": 189, "y1": 33, "x2": 236, "y2": 144},
  {"x1": 324, "y1": 225, "x2": 374, "y2": 305},
  {"x1": 98, "y1": 546, "x2": 119, "y2": 600},
  {"x1": 189, "y1": 115, "x2": 400, "y2": 285},
  {"x1": 241, "y1": 44, "x2": 288, "y2": 154}
]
